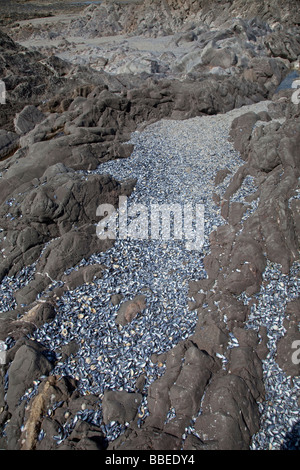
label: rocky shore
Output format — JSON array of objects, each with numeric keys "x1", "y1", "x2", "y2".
[{"x1": 0, "y1": 0, "x2": 299, "y2": 451}]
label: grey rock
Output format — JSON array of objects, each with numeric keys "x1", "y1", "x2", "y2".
[
  {"x1": 225, "y1": 235, "x2": 266, "y2": 296},
  {"x1": 201, "y1": 46, "x2": 238, "y2": 69},
  {"x1": 58, "y1": 420, "x2": 106, "y2": 450},
  {"x1": 108, "y1": 427, "x2": 180, "y2": 451},
  {"x1": 192, "y1": 318, "x2": 228, "y2": 356},
  {"x1": 110, "y1": 293, "x2": 124, "y2": 306},
  {"x1": 168, "y1": 345, "x2": 213, "y2": 417},
  {"x1": 115, "y1": 294, "x2": 147, "y2": 326},
  {"x1": 14, "y1": 105, "x2": 46, "y2": 135},
  {"x1": 102, "y1": 390, "x2": 142, "y2": 424},
  {"x1": 0, "y1": 129, "x2": 19, "y2": 159},
  {"x1": 214, "y1": 168, "x2": 231, "y2": 185},
  {"x1": 6, "y1": 342, "x2": 53, "y2": 410},
  {"x1": 264, "y1": 31, "x2": 300, "y2": 61},
  {"x1": 194, "y1": 373, "x2": 260, "y2": 450},
  {"x1": 243, "y1": 57, "x2": 288, "y2": 94},
  {"x1": 0, "y1": 167, "x2": 135, "y2": 289},
  {"x1": 229, "y1": 111, "x2": 260, "y2": 154},
  {"x1": 183, "y1": 434, "x2": 219, "y2": 450},
  {"x1": 228, "y1": 346, "x2": 264, "y2": 401},
  {"x1": 61, "y1": 264, "x2": 104, "y2": 290},
  {"x1": 18, "y1": 302, "x2": 56, "y2": 329}
]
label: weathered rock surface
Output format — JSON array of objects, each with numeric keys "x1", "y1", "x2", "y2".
[
  {"x1": 14, "y1": 105, "x2": 46, "y2": 136},
  {"x1": 0, "y1": 165, "x2": 135, "y2": 301},
  {"x1": 6, "y1": 341, "x2": 53, "y2": 411},
  {"x1": 194, "y1": 373, "x2": 260, "y2": 450},
  {"x1": 0, "y1": 129, "x2": 19, "y2": 159},
  {"x1": 102, "y1": 390, "x2": 142, "y2": 424},
  {"x1": 115, "y1": 295, "x2": 147, "y2": 326}
]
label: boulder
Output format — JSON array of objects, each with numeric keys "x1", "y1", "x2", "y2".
[
  {"x1": 58, "y1": 422, "x2": 106, "y2": 450},
  {"x1": 229, "y1": 111, "x2": 260, "y2": 154},
  {"x1": 115, "y1": 295, "x2": 147, "y2": 326},
  {"x1": 201, "y1": 46, "x2": 238, "y2": 69},
  {"x1": 243, "y1": 57, "x2": 288, "y2": 94},
  {"x1": 0, "y1": 167, "x2": 135, "y2": 288},
  {"x1": 14, "y1": 105, "x2": 46, "y2": 135},
  {"x1": 225, "y1": 235, "x2": 266, "y2": 296},
  {"x1": 6, "y1": 342, "x2": 53, "y2": 410},
  {"x1": 61, "y1": 264, "x2": 104, "y2": 290},
  {"x1": 264, "y1": 31, "x2": 300, "y2": 61},
  {"x1": 18, "y1": 302, "x2": 56, "y2": 328},
  {"x1": 192, "y1": 318, "x2": 228, "y2": 356},
  {"x1": 0, "y1": 129, "x2": 19, "y2": 159},
  {"x1": 168, "y1": 346, "x2": 213, "y2": 417},
  {"x1": 194, "y1": 374, "x2": 260, "y2": 450},
  {"x1": 228, "y1": 346, "x2": 264, "y2": 400},
  {"x1": 275, "y1": 70, "x2": 300, "y2": 94},
  {"x1": 102, "y1": 390, "x2": 142, "y2": 424}
]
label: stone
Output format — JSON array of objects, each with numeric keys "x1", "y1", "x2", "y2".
[
  {"x1": 58, "y1": 436, "x2": 106, "y2": 450},
  {"x1": 0, "y1": 168, "x2": 135, "y2": 286},
  {"x1": 35, "y1": 227, "x2": 113, "y2": 285},
  {"x1": 4, "y1": 401, "x2": 27, "y2": 450},
  {"x1": 110, "y1": 293, "x2": 124, "y2": 306},
  {"x1": 0, "y1": 129, "x2": 19, "y2": 159},
  {"x1": 108, "y1": 427, "x2": 180, "y2": 451},
  {"x1": 14, "y1": 105, "x2": 46, "y2": 135},
  {"x1": 102, "y1": 390, "x2": 142, "y2": 424},
  {"x1": 247, "y1": 122, "x2": 282, "y2": 172},
  {"x1": 115, "y1": 294, "x2": 147, "y2": 326},
  {"x1": 60, "y1": 340, "x2": 80, "y2": 362},
  {"x1": 229, "y1": 111, "x2": 259, "y2": 154},
  {"x1": 228, "y1": 202, "x2": 247, "y2": 226},
  {"x1": 201, "y1": 46, "x2": 238, "y2": 69},
  {"x1": 194, "y1": 374, "x2": 260, "y2": 450},
  {"x1": 264, "y1": 31, "x2": 300, "y2": 61},
  {"x1": 147, "y1": 342, "x2": 188, "y2": 429},
  {"x1": 228, "y1": 346, "x2": 264, "y2": 400},
  {"x1": 59, "y1": 420, "x2": 106, "y2": 450},
  {"x1": 214, "y1": 168, "x2": 231, "y2": 186},
  {"x1": 218, "y1": 293, "x2": 248, "y2": 329},
  {"x1": 243, "y1": 57, "x2": 288, "y2": 94},
  {"x1": 19, "y1": 302, "x2": 56, "y2": 328},
  {"x1": 6, "y1": 342, "x2": 53, "y2": 410},
  {"x1": 192, "y1": 318, "x2": 228, "y2": 356},
  {"x1": 183, "y1": 434, "x2": 219, "y2": 450},
  {"x1": 61, "y1": 264, "x2": 104, "y2": 290},
  {"x1": 275, "y1": 71, "x2": 300, "y2": 93},
  {"x1": 168, "y1": 345, "x2": 213, "y2": 417},
  {"x1": 1, "y1": 0, "x2": 300, "y2": 452},
  {"x1": 17, "y1": 375, "x2": 78, "y2": 450}
]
